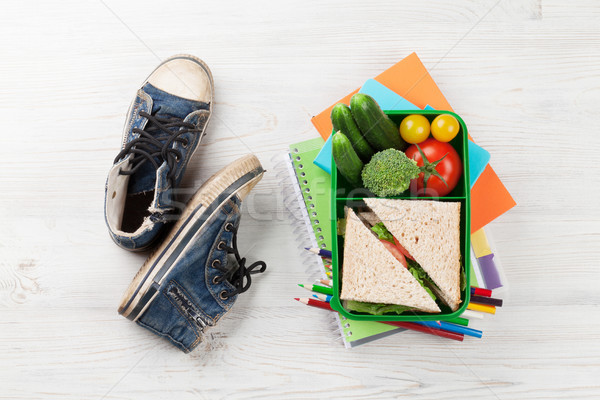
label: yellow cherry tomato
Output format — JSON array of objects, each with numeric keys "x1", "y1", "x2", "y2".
[
  {"x1": 399, "y1": 114, "x2": 430, "y2": 144},
  {"x1": 431, "y1": 114, "x2": 460, "y2": 142}
]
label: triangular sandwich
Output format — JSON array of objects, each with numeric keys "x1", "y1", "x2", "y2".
[
  {"x1": 364, "y1": 198, "x2": 462, "y2": 311},
  {"x1": 340, "y1": 207, "x2": 441, "y2": 313}
]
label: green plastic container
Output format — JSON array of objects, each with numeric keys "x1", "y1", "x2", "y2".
[{"x1": 330, "y1": 110, "x2": 471, "y2": 322}]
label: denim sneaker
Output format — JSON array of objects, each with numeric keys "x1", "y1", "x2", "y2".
[
  {"x1": 105, "y1": 55, "x2": 214, "y2": 251},
  {"x1": 118, "y1": 154, "x2": 267, "y2": 353}
]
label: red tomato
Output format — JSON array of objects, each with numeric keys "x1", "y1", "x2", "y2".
[
  {"x1": 405, "y1": 138, "x2": 462, "y2": 197},
  {"x1": 379, "y1": 239, "x2": 407, "y2": 268},
  {"x1": 393, "y1": 237, "x2": 415, "y2": 261}
]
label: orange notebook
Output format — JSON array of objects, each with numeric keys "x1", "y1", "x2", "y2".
[{"x1": 311, "y1": 53, "x2": 515, "y2": 233}]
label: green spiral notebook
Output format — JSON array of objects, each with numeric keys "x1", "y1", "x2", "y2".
[{"x1": 286, "y1": 137, "x2": 404, "y2": 347}]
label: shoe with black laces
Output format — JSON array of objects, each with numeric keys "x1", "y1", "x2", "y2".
[
  {"x1": 104, "y1": 54, "x2": 213, "y2": 251},
  {"x1": 118, "y1": 154, "x2": 267, "y2": 353}
]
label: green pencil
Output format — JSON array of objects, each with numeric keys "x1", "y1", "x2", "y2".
[
  {"x1": 446, "y1": 317, "x2": 469, "y2": 327},
  {"x1": 298, "y1": 283, "x2": 333, "y2": 296}
]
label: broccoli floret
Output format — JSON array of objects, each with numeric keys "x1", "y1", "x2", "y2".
[{"x1": 361, "y1": 149, "x2": 420, "y2": 197}]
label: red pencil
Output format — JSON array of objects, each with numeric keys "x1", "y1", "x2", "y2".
[
  {"x1": 382, "y1": 321, "x2": 464, "y2": 342},
  {"x1": 471, "y1": 287, "x2": 492, "y2": 298},
  {"x1": 294, "y1": 298, "x2": 464, "y2": 342},
  {"x1": 295, "y1": 297, "x2": 333, "y2": 311}
]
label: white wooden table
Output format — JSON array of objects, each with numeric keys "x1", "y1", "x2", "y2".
[{"x1": 1, "y1": 1, "x2": 599, "y2": 398}]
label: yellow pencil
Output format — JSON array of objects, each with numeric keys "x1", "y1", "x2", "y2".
[{"x1": 467, "y1": 302, "x2": 496, "y2": 314}]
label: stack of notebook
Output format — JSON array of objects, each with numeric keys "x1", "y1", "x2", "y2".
[{"x1": 278, "y1": 53, "x2": 514, "y2": 347}]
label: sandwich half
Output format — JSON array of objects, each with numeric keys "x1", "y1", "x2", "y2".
[
  {"x1": 364, "y1": 198, "x2": 462, "y2": 311},
  {"x1": 340, "y1": 207, "x2": 440, "y2": 313}
]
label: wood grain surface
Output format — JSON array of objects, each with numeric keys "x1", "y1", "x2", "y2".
[{"x1": 1, "y1": 0, "x2": 599, "y2": 398}]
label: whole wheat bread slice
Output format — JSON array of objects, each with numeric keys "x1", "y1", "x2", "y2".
[
  {"x1": 340, "y1": 207, "x2": 440, "y2": 313},
  {"x1": 364, "y1": 199, "x2": 462, "y2": 311}
]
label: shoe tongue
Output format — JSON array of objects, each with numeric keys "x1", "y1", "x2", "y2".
[{"x1": 127, "y1": 83, "x2": 210, "y2": 195}]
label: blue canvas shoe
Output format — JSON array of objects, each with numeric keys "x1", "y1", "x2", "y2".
[
  {"x1": 118, "y1": 154, "x2": 267, "y2": 353},
  {"x1": 105, "y1": 55, "x2": 214, "y2": 251}
]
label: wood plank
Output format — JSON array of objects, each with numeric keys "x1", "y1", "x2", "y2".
[{"x1": 1, "y1": 0, "x2": 600, "y2": 398}]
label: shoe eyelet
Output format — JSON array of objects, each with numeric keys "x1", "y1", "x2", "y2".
[
  {"x1": 211, "y1": 259, "x2": 221, "y2": 268},
  {"x1": 219, "y1": 291, "x2": 228, "y2": 300},
  {"x1": 224, "y1": 223, "x2": 233, "y2": 232},
  {"x1": 182, "y1": 140, "x2": 189, "y2": 148},
  {"x1": 217, "y1": 241, "x2": 226, "y2": 250},
  {"x1": 213, "y1": 276, "x2": 221, "y2": 284}
]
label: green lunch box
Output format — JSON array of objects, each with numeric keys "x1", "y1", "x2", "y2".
[{"x1": 329, "y1": 110, "x2": 471, "y2": 322}]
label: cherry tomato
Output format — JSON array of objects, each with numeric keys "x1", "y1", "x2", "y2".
[
  {"x1": 399, "y1": 114, "x2": 430, "y2": 144},
  {"x1": 431, "y1": 114, "x2": 460, "y2": 142},
  {"x1": 379, "y1": 239, "x2": 407, "y2": 268},
  {"x1": 405, "y1": 138, "x2": 462, "y2": 197}
]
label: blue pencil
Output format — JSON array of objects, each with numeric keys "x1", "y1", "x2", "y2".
[
  {"x1": 312, "y1": 293, "x2": 332, "y2": 302},
  {"x1": 306, "y1": 294, "x2": 478, "y2": 339},
  {"x1": 305, "y1": 247, "x2": 332, "y2": 258},
  {"x1": 415, "y1": 321, "x2": 483, "y2": 338}
]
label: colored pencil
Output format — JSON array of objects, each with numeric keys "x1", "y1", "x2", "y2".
[
  {"x1": 295, "y1": 298, "x2": 463, "y2": 342},
  {"x1": 382, "y1": 321, "x2": 464, "y2": 342},
  {"x1": 325, "y1": 271, "x2": 332, "y2": 278},
  {"x1": 446, "y1": 317, "x2": 469, "y2": 327},
  {"x1": 324, "y1": 264, "x2": 332, "y2": 270},
  {"x1": 318, "y1": 279, "x2": 332, "y2": 287},
  {"x1": 415, "y1": 321, "x2": 482, "y2": 338},
  {"x1": 305, "y1": 247, "x2": 332, "y2": 258},
  {"x1": 467, "y1": 302, "x2": 496, "y2": 314},
  {"x1": 298, "y1": 283, "x2": 333, "y2": 296},
  {"x1": 295, "y1": 297, "x2": 333, "y2": 311},
  {"x1": 311, "y1": 295, "x2": 469, "y2": 329},
  {"x1": 461, "y1": 310, "x2": 484, "y2": 320},
  {"x1": 471, "y1": 287, "x2": 492, "y2": 297},
  {"x1": 312, "y1": 293, "x2": 332, "y2": 302},
  {"x1": 470, "y1": 295, "x2": 503, "y2": 307}
]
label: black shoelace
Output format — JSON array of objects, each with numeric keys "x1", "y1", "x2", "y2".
[
  {"x1": 214, "y1": 224, "x2": 267, "y2": 299},
  {"x1": 115, "y1": 110, "x2": 200, "y2": 181}
]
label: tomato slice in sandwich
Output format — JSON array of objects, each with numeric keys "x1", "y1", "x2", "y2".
[
  {"x1": 379, "y1": 239, "x2": 407, "y2": 268},
  {"x1": 393, "y1": 237, "x2": 415, "y2": 261}
]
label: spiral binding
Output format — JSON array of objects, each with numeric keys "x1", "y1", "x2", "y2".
[
  {"x1": 271, "y1": 152, "x2": 324, "y2": 279},
  {"x1": 272, "y1": 150, "x2": 358, "y2": 348}
]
